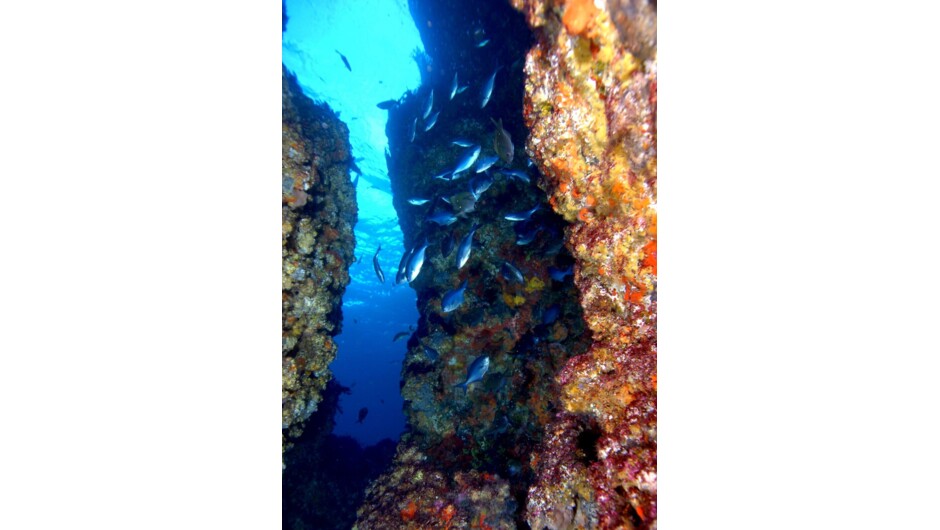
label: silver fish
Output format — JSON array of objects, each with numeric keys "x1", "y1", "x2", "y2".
[
  {"x1": 442, "y1": 279, "x2": 469, "y2": 312},
  {"x1": 433, "y1": 170, "x2": 453, "y2": 181},
  {"x1": 372, "y1": 245, "x2": 385, "y2": 283},
  {"x1": 452, "y1": 144, "x2": 482, "y2": 176},
  {"x1": 423, "y1": 344, "x2": 439, "y2": 362},
  {"x1": 480, "y1": 67, "x2": 500, "y2": 109},
  {"x1": 396, "y1": 247, "x2": 413, "y2": 285},
  {"x1": 392, "y1": 331, "x2": 410, "y2": 342},
  {"x1": 408, "y1": 197, "x2": 431, "y2": 205},
  {"x1": 500, "y1": 261, "x2": 524, "y2": 284},
  {"x1": 449, "y1": 72, "x2": 458, "y2": 100},
  {"x1": 474, "y1": 155, "x2": 499, "y2": 173},
  {"x1": 427, "y1": 210, "x2": 458, "y2": 226},
  {"x1": 409, "y1": 117, "x2": 417, "y2": 142},
  {"x1": 455, "y1": 355, "x2": 490, "y2": 389},
  {"x1": 406, "y1": 239, "x2": 430, "y2": 282},
  {"x1": 501, "y1": 169, "x2": 530, "y2": 183},
  {"x1": 422, "y1": 89, "x2": 434, "y2": 119},
  {"x1": 456, "y1": 223, "x2": 481, "y2": 270},
  {"x1": 469, "y1": 173, "x2": 493, "y2": 200},
  {"x1": 504, "y1": 204, "x2": 541, "y2": 222},
  {"x1": 476, "y1": 38, "x2": 490, "y2": 48},
  {"x1": 491, "y1": 118, "x2": 514, "y2": 165},
  {"x1": 515, "y1": 224, "x2": 542, "y2": 245},
  {"x1": 456, "y1": 85, "x2": 469, "y2": 94},
  {"x1": 452, "y1": 138, "x2": 474, "y2": 147},
  {"x1": 424, "y1": 111, "x2": 440, "y2": 132}
]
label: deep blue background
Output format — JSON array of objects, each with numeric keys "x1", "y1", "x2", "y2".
[{"x1": 283, "y1": 0, "x2": 423, "y2": 446}]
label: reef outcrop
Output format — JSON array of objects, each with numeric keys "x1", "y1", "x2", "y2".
[
  {"x1": 512, "y1": 0, "x2": 657, "y2": 527},
  {"x1": 282, "y1": 65, "x2": 358, "y2": 458},
  {"x1": 353, "y1": 0, "x2": 656, "y2": 527}
]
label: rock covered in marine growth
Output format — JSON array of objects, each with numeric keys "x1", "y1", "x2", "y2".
[
  {"x1": 282, "y1": 65, "x2": 358, "y2": 460},
  {"x1": 512, "y1": 0, "x2": 658, "y2": 527},
  {"x1": 353, "y1": 441, "x2": 516, "y2": 530},
  {"x1": 356, "y1": 0, "x2": 595, "y2": 526}
]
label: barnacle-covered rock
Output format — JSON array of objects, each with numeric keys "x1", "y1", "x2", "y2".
[
  {"x1": 282, "y1": 65, "x2": 358, "y2": 459},
  {"x1": 512, "y1": 0, "x2": 658, "y2": 527}
]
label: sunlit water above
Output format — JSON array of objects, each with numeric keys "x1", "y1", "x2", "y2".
[{"x1": 283, "y1": 0, "x2": 423, "y2": 446}]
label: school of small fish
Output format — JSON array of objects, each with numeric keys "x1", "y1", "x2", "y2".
[{"x1": 365, "y1": 51, "x2": 573, "y2": 393}]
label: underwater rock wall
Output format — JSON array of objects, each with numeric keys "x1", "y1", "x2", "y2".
[
  {"x1": 356, "y1": 0, "x2": 593, "y2": 528},
  {"x1": 513, "y1": 0, "x2": 657, "y2": 528},
  {"x1": 282, "y1": 65, "x2": 358, "y2": 457},
  {"x1": 354, "y1": 0, "x2": 656, "y2": 527}
]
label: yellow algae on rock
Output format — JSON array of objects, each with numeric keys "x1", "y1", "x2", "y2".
[{"x1": 514, "y1": 0, "x2": 657, "y2": 526}]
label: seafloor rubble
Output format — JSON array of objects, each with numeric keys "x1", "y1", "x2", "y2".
[
  {"x1": 282, "y1": 65, "x2": 358, "y2": 457},
  {"x1": 354, "y1": 0, "x2": 656, "y2": 528}
]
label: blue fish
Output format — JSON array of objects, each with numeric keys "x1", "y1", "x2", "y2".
[
  {"x1": 449, "y1": 72, "x2": 458, "y2": 100},
  {"x1": 442, "y1": 279, "x2": 469, "y2": 312},
  {"x1": 427, "y1": 209, "x2": 458, "y2": 226},
  {"x1": 395, "y1": 247, "x2": 413, "y2": 285},
  {"x1": 548, "y1": 265, "x2": 574, "y2": 281},
  {"x1": 476, "y1": 38, "x2": 490, "y2": 48},
  {"x1": 433, "y1": 169, "x2": 453, "y2": 181},
  {"x1": 515, "y1": 223, "x2": 543, "y2": 245},
  {"x1": 424, "y1": 111, "x2": 440, "y2": 132},
  {"x1": 504, "y1": 204, "x2": 541, "y2": 222},
  {"x1": 456, "y1": 85, "x2": 469, "y2": 94},
  {"x1": 452, "y1": 138, "x2": 474, "y2": 147},
  {"x1": 480, "y1": 67, "x2": 500, "y2": 109},
  {"x1": 406, "y1": 239, "x2": 429, "y2": 282},
  {"x1": 335, "y1": 50, "x2": 352, "y2": 71},
  {"x1": 456, "y1": 223, "x2": 481, "y2": 270},
  {"x1": 500, "y1": 169, "x2": 530, "y2": 183},
  {"x1": 474, "y1": 155, "x2": 499, "y2": 173},
  {"x1": 469, "y1": 173, "x2": 493, "y2": 200},
  {"x1": 500, "y1": 261, "x2": 525, "y2": 284},
  {"x1": 422, "y1": 89, "x2": 434, "y2": 119},
  {"x1": 542, "y1": 304, "x2": 560, "y2": 325},
  {"x1": 408, "y1": 197, "x2": 431, "y2": 206},
  {"x1": 455, "y1": 355, "x2": 490, "y2": 389},
  {"x1": 372, "y1": 245, "x2": 385, "y2": 283},
  {"x1": 452, "y1": 144, "x2": 482, "y2": 176}
]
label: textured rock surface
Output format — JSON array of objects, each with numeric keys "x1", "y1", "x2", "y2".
[
  {"x1": 354, "y1": 440, "x2": 517, "y2": 530},
  {"x1": 282, "y1": 65, "x2": 358, "y2": 457},
  {"x1": 353, "y1": 0, "x2": 656, "y2": 527},
  {"x1": 512, "y1": 0, "x2": 657, "y2": 527}
]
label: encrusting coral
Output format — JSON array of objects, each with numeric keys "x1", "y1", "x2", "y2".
[
  {"x1": 282, "y1": 65, "x2": 358, "y2": 460},
  {"x1": 512, "y1": 0, "x2": 657, "y2": 527}
]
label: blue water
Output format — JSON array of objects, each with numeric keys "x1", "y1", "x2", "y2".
[{"x1": 283, "y1": 0, "x2": 424, "y2": 446}]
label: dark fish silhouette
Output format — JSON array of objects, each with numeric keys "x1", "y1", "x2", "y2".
[
  {"x1": 376, "y1": 99, "x2": 398, "y2": 110},
  {"x1": 373, "y1": 245, "x2": 385, "y2": 283},
  {"x1": 357, "y1": 407, "x2": 368, "y2": 423},
  {"x1": 335, "y1": 50, "x2": 351, "y2": 71},
  {"x1": 349, "y1": 158, "x2": 362, "y2": 175}
]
